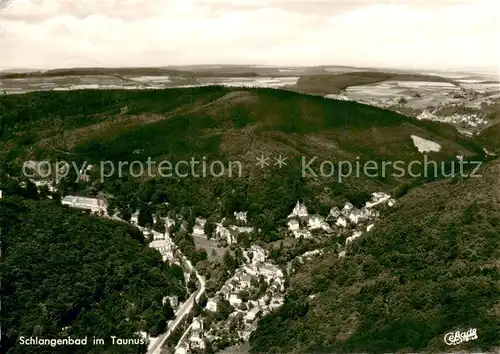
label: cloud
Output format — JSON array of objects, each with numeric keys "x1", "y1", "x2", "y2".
[{"x1": 1, "y1": 0, "x2": 498, "y2": 72}]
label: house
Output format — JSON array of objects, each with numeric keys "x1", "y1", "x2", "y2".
[
  {"x1": 163, "y1": 295, "x2": 179, "y2": 310},
  {"x1": 206, "y1": 298, "x2": 217, "y2": 312},
  {"x1": 365, "y1": 192, "x2": 395, "y2": 208},
  {"x1": 293, "y1": 229, "x2": 312, "y2": 239},
  {"x1": 287, "y1": 219, "x2": 300, "y2": 232},
  {"x1": 308, "y1": 215, "x2": 331, "y2": 232},
  {"x1": 346, "y1": 231, "x2": 363, "y2": 245},
  {"x1": 243, "y1": 264, "x2": 259, "y2": 277},
  {"x1": 130, "y1": 211, "x2": 139, "y2": 225},
  {"x1": 326, "y1": 206, "x2": 341, "y2": 221},
  {"x1": 175, "y1": 342, "x2": 189, "y2": 354},
  {"x1": 234, "y1": 211, "x2": 248, "y2": 224},
  {"x1": 165, "y1": 217, "x2": 176, "y2": 234},
  {"x1": 348, "y1": 208, "x2": 364, "y2": 224},
  {"x1": 288, "y1": 201, "x2": 308, "y2": 218},
  {"x1": 189, "y1": 330, "x2": 205, "y2": 350},
  {"x1": 241, "y1": 323, "x2": 258, "y2": 341},
  {"x1": 258, "y1": 263, "x2": 284, "y2": 280},
  {"x1": 336, "y1": 216, "x2": 347, "y2": 228},
  {"x1": 245, "y1": 307, "x2": 261, "y2": 322},
  {"x1": 192, "y1": 218, "x2": 206, "y2": 238},
  {"x1": 269, "y1": 297, "x2": 284, "y2": 310},
  {"x1": 215, "y1": 223, "x2": 235, "y2": 245},
  {"x1": 240, "y1": 275, "x2": 252, "y2": 288},
  {"x1": 230, "y1": 225, "x2": 254, "y2": 235},
  {"x1": 250, "y1": 245, "x2": 266, "y2": 264},
  {"x1": 220, "y1": 284, "x2": 232, "y2": 298},
  {"x1": 342, "y1": 203, "x2": 354, "y2": 215},
  {"x1": 229, "y1": 293, "x2": 242, "y2": 307},
  {"x1": 192, "y1": 317, "x2": 203, "y2": 331}
]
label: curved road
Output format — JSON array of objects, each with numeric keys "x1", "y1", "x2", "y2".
[{"x1": 148, "y1": 256, "x2": 205, "y2": 354}]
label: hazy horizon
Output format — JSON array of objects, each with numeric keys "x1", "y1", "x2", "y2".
[{"x1": 1, "y1": 0, "x2": 499, "y2": 74}]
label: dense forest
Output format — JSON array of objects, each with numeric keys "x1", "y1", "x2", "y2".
[
  {"x1": 0, "y1": 86, "x2": 486, "y2": 236},
  {"x1": 0, "y1": 188, "x2": 186, "y2": 354},
  {"x1": 250, "y1": 160, "x2": 500, "y2": 353}
]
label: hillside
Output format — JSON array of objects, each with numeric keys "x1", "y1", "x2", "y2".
[
  {"x1": 0, "y1": 193, "x2": 187, "y2": 354},
  {"x1": 249, "y1": 159, "x2": 500, "y2": 353},
  {"x1": 0, "y1": 86, "x2": 486, "y2": 232}
]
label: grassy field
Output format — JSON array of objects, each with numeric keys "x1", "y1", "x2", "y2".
[{"x1": 291, "y1": 71, "x2": 458, "y2": 95}]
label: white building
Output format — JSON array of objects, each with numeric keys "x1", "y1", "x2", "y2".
[
  {"x1": 240, "y1": 275, "x2": 252, "y2": 288},
  {"x1": 258, "y1": 263, "x2": 284, "y2": 281},
  {"x1": 234, "y1": 211, "x2": 248, "y2": 224},
  {"x1": 193, "y1": 218, "x2": 206, "y2": 238},
  {"x1": 206, "y1": 298, "x2": 218, "y2": 312},
  {"x1": 336, "y1": 217, "x2": 347, "y2": 228},
  {"x1": 175, "y1": 342, "x2": 189, "y2": 354},
  {"x1": 130, "y1": 211, "x2": 139, "y2": 225},
  {"x1": 288, "y1": 201, "x2": 308, "y2": 218},
  {"x1": 245, "y1": 307, "x2": 261, "y2": 322},
  {"x1": 293, "y1": 229, "x2": 312, "y2": 239},
  {"x1": 269, "y1": 297, "x2": 284, "y2": 310},
  {"x1": 61, "y1": 196, "x2": 107, "y2": 214},
  {"x1": 308, "y1": 215, "x2": 331, "y2": 232},
  {"x1": 229, "y1": 293, "x2": 242, "y2": 307},
  {"x1": 365, "y1": 192, "x2": 395, "y2": 208},
  {"x1": 249, "y1": 245, "x2": 266, "y2": 264},
  {"x1": 215, "y1": 222, "x2": 235, "y2": 244},
  {"x1": 287, "y1": 219, "x2": 300, "y2": 232}
]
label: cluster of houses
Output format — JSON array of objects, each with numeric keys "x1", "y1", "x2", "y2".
[
  {"x1": 213, "y1": 212, "x2": 254, "y2": 246},
  {"x1": 175, "y1": 245, "x2": 285, "y2": 353},
  {"x1": 417, "y1": 109, "x2": 488, "y2": 129},
  {"x1": 286, "y1": 192, "x2": 395, "y2": 241},
  {"x1": 129, "y1": 213, "x2": 181, "y2": 266}
]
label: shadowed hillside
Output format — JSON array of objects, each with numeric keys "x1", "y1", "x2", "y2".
[{"x1": 250, "y1": 159, "x2": 500, "y2": 353}]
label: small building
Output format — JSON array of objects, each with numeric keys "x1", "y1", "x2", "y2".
[
  {"x1": 293, "y1": 229, "x2": 312, "y2": 239},
  {"x1": 229, "y1": 293, "x2": 242, "y2": 307},
  {"x1": 287, "y1": 219, "x2": 300, "y2": 232},
  {"x1": 193, "y1": 218, "x2": 206, "y2": 238},
  {"x1": 269, "y1": 297, "x2": 284, "y2": 310},
  {"x1": 240, "y1": 275, "x2": 252, "y2": 288},
  {"x1": 234, "y1": 211, "x2": 248, "y2": 224},
  {"x1": 245, "y1": 306, "x2": 261, "y2": 322},
  {"x1": 206, "y1": 298, "x2": 218, "y2": 312},
  {"x1": 175, "y1": 342, "x2": 189, "y2": 354}
]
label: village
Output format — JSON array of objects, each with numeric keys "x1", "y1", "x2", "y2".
[{"x1": 14, "y1": 161, "x2": 396, "y2": 353}]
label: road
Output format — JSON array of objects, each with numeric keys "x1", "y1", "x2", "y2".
[{"x1": 147, "y1": 255, "x2": 206, "y2": 354}]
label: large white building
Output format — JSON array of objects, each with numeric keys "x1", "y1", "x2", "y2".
[{"x1": 61, "y1": 196, "x2": 107, "y2": 214}]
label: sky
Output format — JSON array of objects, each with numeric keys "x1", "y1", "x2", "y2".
[{"x1": 1, "y1": 0, "x2": 499, "y2": 73}]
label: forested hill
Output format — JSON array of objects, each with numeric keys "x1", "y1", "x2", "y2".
[
  {"x1": 0, "y1": 194, "x2": 186, "y2": 354},
  {"x1": 249, "y1": 159, "x2": 500, "y2": 353},
  {"x1": 0, "y1": 86, "x2": 487, "y2": 235}
]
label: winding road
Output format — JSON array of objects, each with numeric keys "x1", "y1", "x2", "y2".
[{"x1": 147, "y1": 256, "x2": 206, "y2": 354}]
